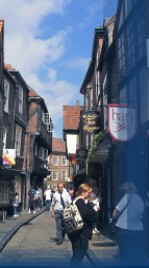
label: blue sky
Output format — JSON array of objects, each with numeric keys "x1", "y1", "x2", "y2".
[{"x1": 1, "y1": 0, "x2": 117, "y2": 137}]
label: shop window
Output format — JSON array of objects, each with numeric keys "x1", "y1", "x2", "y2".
[{"x1": 0, "y1": 181, "x2": 9, "y2": 205}]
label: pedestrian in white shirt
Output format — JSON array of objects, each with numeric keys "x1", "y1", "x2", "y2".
[
  {"x1": 51, "y1": 183, "x2": 71, "y2": 245},
  {"x1": 112, "y1": 182, "x2": 145, "y2": 263},
  {"x1": 44, "y1": 186, "x2": 52, "y2": 213},
  {"x1": 89, "y1": 193, "x2": 100, "y2": 234}
]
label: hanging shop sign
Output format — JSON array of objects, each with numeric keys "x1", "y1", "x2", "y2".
[
  {"x1": 2, "y1": 149, "x2": 16, "y2": 167},
  {"x1": 82, "y1": 111, "x2": 100, "y2": 133},
  {"x1": 108, "y1": 104, "x2": 136, "y2": 142}
]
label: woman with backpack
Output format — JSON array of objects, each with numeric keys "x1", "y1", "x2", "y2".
[{"x1": 67, "y1": 183, "x2": 96, "y2": 264}]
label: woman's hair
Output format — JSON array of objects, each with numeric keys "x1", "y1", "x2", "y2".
[{"x1": 75, "y1": 183, "x2": 92, "y2": 197}]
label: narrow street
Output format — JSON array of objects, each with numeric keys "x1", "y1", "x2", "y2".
[
  {"x1": 0, "y1": 212, "x2": 71, "y2": 265},
  {"x1": 0, "y1": 212, "x2": 117, "y2": 266}
]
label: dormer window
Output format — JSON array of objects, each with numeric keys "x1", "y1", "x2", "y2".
[{"x1": 4, "y1": 79, "x2": 10, "y2": 113}]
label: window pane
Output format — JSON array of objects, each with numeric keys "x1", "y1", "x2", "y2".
[
  {"x1": 4, "y1": 79, "x2": 10, "y2": 113},
  {"x1": 18, "y1": 87, "x2": 23, "y2": 114},
  {"x1": 15, "y1": 125, "x2": 22, "y2": 156},
  {"x1": 3, "y1": 128, "x2": 7, "y2": 149}
]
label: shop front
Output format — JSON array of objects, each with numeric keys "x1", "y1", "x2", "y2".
[{"x1": 0, "y1": 168, "x2": 26, "y2": 218}]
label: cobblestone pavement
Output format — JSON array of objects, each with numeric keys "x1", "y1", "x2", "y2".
[{"x1": 0, "y1": 211, "x2": 118, "y2": 266}]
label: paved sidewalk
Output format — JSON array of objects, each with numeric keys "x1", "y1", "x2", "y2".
[
  {"x1": 0, "y1": 209, "x2": 118, "y2": 263},
  {"x1": 0, "y1": 208, "x2": 46, "y2": 252}
]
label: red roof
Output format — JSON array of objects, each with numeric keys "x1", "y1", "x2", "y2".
[
  {"x1": 63, "y1": 105, "x2": 83, "y2": 130},
  {"x1": 52, "y1": 138, "x2": 66, "y2": 153}
]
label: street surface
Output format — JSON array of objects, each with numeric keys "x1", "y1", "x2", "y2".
[{"x1": 0, "y1": 211, "x2": 117, "y2": 266}]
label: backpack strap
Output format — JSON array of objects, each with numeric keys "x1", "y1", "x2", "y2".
[{"x1": 72, "y1": 197, "x2": 84, "y2": 205}]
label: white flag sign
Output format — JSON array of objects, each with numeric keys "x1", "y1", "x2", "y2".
[{"x1": 108, "y1": 104, "x2": 136, "y2": 141}]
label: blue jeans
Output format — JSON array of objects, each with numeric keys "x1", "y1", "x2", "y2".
[
  {"x1": 55, "y1": 210, "x2": 65, "y2": 242},
  {"x1": 45, "y1": 200, "x2": 51, "y2": 210}
]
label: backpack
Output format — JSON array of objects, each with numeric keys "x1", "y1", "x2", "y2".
[{"x1": 63, "y1": 197, "x2": 84, "y2": 234}]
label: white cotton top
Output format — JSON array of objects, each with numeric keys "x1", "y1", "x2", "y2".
[
  {"x1": 51, "y1": 189, "x2": 71, "y2": 211},
  {"x1": 91, "y1": 198, "x2": 100, "y2": 212},
  {"x1": 44, "y1": 189, "x2": 52, "y2": 200},
  {"x1": 115, "y1": 193, "x2": 144, "y2": 231}
]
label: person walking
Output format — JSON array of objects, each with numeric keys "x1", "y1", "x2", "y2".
[
  {"x1": 44, "y1": 185, "x2": 52, "y2": 213},
  {"x1": 112, "y1": 182, "x2": 145, "y2": 263},
  {"x1": 28, "y1": 188, "x2": 36, "y2": 214},
  {"x1": 67, "y1": 183, "x2": 96, "y2": 264},
  {"x1": 51, "y1": 183, "x2": 71, "y2": 245},
  {"x1": 12, "y1": 192, "x2": 19, "y2": 218},
  {"x1": 67, "y1": 185, "x2": 75, "y2": 201}
]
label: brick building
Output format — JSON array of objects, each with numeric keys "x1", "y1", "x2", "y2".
[
  {"x1": 0, "y1": 20, "x2": 4, "y2": 168},
  {"x1": 0, "y1": 64, "x2": 29, "y2": 214},
  {"x1": 25, "y1": 88, "x2": 52, "y2": 201},
  {"x1": 63, "y1": 104, "x2": 83, "y2": 180},
  {"x1": 48, "y1": 138, "x2": 70, "y2": 190}
]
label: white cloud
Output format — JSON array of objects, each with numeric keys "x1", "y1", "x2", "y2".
[
  {"x1": 0, "y1": 0, "x2": 77, "y2": 136},
  {"x1": 1, "y1": 0, "x2": 71, "y2": 34},
  {"x1": 5, "y1": 29, "x2": 69, "y2": 74},
  {"x1": 25, "y1": 67, "x2": 78, "y2": 135}
]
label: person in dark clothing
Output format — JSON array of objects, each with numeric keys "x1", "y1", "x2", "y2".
[
  {"x1": 28, "y1": 188, "x2": 36, "y2": 214},
  {"x1": 67, "y1": 183, "x2": 96, "y2": 264}
]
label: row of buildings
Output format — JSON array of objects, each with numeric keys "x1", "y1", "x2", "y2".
[
  {"x1": 0, "y1": 21, "x2": 52, "y2": 215},
  {"x1": 63, "y1": 0, "x2": 149, "y2": 227}
]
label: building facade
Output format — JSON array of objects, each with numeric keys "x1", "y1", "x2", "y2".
[
  {"x1": 25, "y1": 88, "x2": 52, "y2": 203},
  {"x1": 112, "y1": 0, "x2": 148, "y2": 197},
  {"x1": 48, "y1": 138, "x2": 70, "y2": 190},
  {"x1": 0, "y1": 20, "x2": 4, "y2": 168},
  {"x1": 63, "y1": 104, "x2": 83, "y2": 185},
  {"x1": 0, "y1": 64, "x2": 29, "y2": 214}
]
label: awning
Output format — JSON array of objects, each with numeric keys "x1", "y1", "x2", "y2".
[{"x1": 0, "y1": 167, "x2": 26, "y2": 177}]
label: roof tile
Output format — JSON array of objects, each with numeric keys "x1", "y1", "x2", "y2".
[
  {"x1": 52, "y1": 138, "x2": 66, "y2": 153},
  {"x1": 63, "y1": 105, "x2": 83, "y2": 130}
]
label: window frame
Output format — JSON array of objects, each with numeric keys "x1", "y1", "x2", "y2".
[
  {"x1": 4, "y1": 79, "x2": 10, "y2": 113},
  {"x1": 18, "y1": 86, "x2": 24, "y2": 114},
  {"x1": 15, "y1": 124, "x2": 22, "y2": 156}
]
